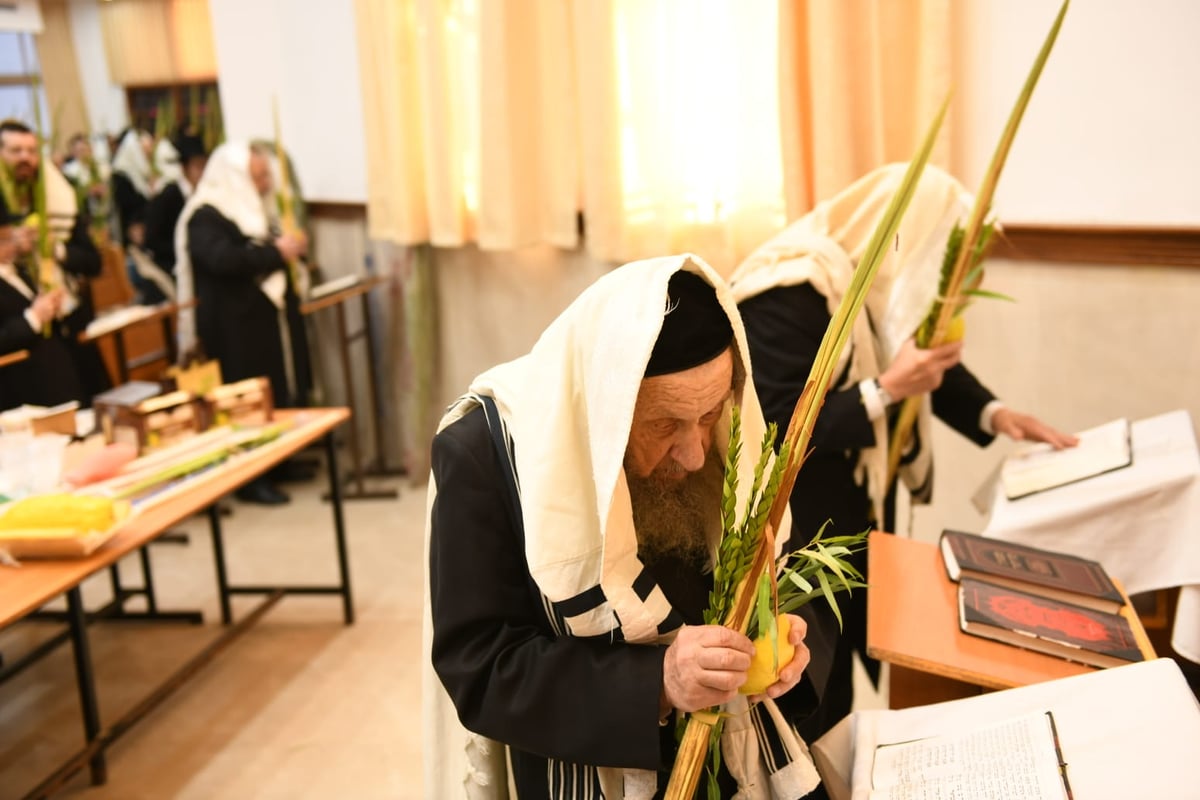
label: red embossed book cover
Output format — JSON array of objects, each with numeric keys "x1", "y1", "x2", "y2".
[{"x1": 958, "y1": 577, "x2": 1144, "y2": 669}]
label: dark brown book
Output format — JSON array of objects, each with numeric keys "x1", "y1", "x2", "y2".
[
  {"x1": 958, "y1": 577, "x2": 1144, "y2": 669},
  {"x1": 940, "y1": 529, "x2": 1123, "y2": 614}
]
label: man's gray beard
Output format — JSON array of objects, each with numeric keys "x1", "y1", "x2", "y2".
[{"x1": 627, "y1": 450, "x2": 724, "y2": 570}]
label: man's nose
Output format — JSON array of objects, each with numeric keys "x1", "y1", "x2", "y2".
[{"x1": 670, "y1": 426, "x2": 706, "y2": 473}]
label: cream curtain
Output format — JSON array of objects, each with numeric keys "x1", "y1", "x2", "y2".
[
  {"x1": 355, "y1": 0, "x2": 952, "y2": 274},
  {"x1": 100, "y1": 0, "x2": 217, "y2": 86},
  {"x1": 33, "y1": 0, "x2": 89, "y2": 143},
  {"x1": 779, "y1": 0, "x2": 954, "y2": 219}
]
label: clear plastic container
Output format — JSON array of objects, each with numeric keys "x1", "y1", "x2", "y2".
[{"x1": 24, "y1": 433, "x2": 71, "y2": 496}]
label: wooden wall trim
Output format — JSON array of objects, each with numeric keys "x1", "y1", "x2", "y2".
[
  {"x1": 0, "y1": 73, "x2": 38, "y2": 87},
  {"x1": 992, "y1": 224, "x2": 1200, "y2": 268},
  {"x1": 304, "y1": 207, "x2": 1199, "y2": 269},
  {"x1": 307, "y1": 201, "x2": 367, "y2": 222}
]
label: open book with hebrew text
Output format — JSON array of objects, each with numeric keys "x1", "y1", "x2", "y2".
[
  {"x1": 1001, "y1": 418, "x2": 1131, "y2": 500},
  {"x1": 869, "y1": 711, "x2": 1070, "y2": 800},
  {"x1": 811, "y1": 660, "x2": 1200, "y2": 800}
]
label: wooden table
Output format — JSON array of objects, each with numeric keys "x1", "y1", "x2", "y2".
[
  {"x1": 866, "y1": 531, "x2": 1156, "y2": 709},
  {"x1": 0, "y1": 349, "x2": 29, "y2": 369},
  {"x1": 301, "y1": 275, "x2": 402, "y2": 500},
  {"x1": 0, "y1": 407, "x2": 353, "y2": 799}
]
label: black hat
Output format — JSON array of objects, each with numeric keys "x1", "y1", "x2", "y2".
[
  {"x1": 644, "y1": 270, "x2": 734, "y2": 377},
  {"x1": 174, "y1": 134, "x2": 207, "y2": 164}
]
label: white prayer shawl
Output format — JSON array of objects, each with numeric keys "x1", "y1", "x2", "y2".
[
  {"x1": 154, "y1": 137, "x2": 182, "y2": 185},
  {"x1": 174, "y1": 141, "x2": 280, "y2": 357},
  {"x1": 112, "y1": 129, "x2": 155, "y2": 199},
  {"x1": 729, "y1": 163, "x2": 972, "y2": 522},
  {"x1": 36, "y1": 162, "x2": 85, "y2": 319},
  {"x1": 422, "y1": 254, "x2": 821, "y2": 799}
]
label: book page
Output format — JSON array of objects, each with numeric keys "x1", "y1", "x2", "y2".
[
  {"x1": 1002, "y1": 418, "x2": 1130, "y2": 499},
  {"x1": 868, "y1": 711, "x2": 1069, "y2": 800}
]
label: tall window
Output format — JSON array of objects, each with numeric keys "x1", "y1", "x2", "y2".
[{"x1": 0, "y1": 32, "x2": 49, "y2": 134}]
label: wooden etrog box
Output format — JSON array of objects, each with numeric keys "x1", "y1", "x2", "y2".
[
  {"x1": 93, "y1": 383, "x2": 207, "y2": 452},
  {"x1": 205, "y1": 378, "x2": 274, "y2": 427}
]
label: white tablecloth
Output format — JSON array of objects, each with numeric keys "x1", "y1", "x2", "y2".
[{"x1": 983, "y1": 409, "x2": 1200, "y2": 662}]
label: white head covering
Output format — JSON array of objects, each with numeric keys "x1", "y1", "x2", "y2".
[
  {"x1": 450, "y1": 254, "x2": 772, "y2": 634},
  {"x1": 173, "y1": 140, "x2": 274, "y2": 355},
  {"x1": 27, "y1": 161, "x2": 85, "y2": 319},
  {"x1": 730, "y1": 163, "x2": 973, "y2": 519},
  {"x1": 154, "y1": 137, "x2": 182, "y2": 185},
  {"x1": 423, "y1": 254, "x2": 820, "y2": 799},
  {"x1": 111, "y1": 129, "x2": 155, "y2": 198}
]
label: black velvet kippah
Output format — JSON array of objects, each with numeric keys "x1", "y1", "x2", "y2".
[{"x1": 644, "y1": 270, "x2": 734, "y2": 377}]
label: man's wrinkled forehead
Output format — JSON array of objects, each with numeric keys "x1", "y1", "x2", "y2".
[{"x1": 634, "y1": 347, "x2": 735, "y2": 416}]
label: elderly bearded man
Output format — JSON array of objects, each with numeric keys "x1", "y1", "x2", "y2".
[{"x1": 426, "y1": 257, "x2": 836, "y2": 799}]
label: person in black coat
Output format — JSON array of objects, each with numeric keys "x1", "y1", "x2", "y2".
[
  {"x1": 0, "y1": 205, "x2": 88, "y2": 411},
  {"x1": 0, "y1": 120, "x2": 109, "y2": 405},
  {"x1": 143, "y1": 134, "x2": 208, "y2": 279},
  {"x1": 111, "y1": 127, "x2": 164, "y2": 304},
  {"x1": 731, "y1": 164, "x2": 1077, "y2": 744},
  {"x1": 175, "y1": 141, "x2": 312, "y2": 505},
  {"x1": 427, "y1": 263, "x2": 834, "y2": 799}
]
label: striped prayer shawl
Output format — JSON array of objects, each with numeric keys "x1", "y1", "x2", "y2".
[{"x1": 470, "y1": 393, "x2": 819, "y2": 799}]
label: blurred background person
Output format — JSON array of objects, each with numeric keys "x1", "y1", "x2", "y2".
[
  {"x1": 61, "y1": 132, "x2": 113, "y2": 243},
  {"x1": 141, "y1": 133, "x2": 208, "y2": 294},
  {"x1": 175, "y1": 141, "x2": 312, "y2": 504},
  {"x1": 0, "y1": 119, "x2": 109, "y2": 403},
  {"x1": 111, "y1": 127, "x2": 162, "y2": 304},
  {"x1": 0, "y1": 198, "x2": 89, "y2": 411}
]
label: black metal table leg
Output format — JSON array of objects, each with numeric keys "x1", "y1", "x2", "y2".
[
  {"x1": 137, "y1": 546, "x2": 158, "y2": 614},
  {"x1": 358, "y1": 290, "x2": 407, "y2": 481},
  {"x1": 207, "y1": 505, "x2": 232, "y2": 625},
  {"x1": 324, "y1": 432, "x2": 355, "y2": 625},
  {"x1": 108, "y1": 564, "x2": 123, "y2": 608},
  {"x1": 65, "y1": 587, "x2": 106, "y2": 785}
]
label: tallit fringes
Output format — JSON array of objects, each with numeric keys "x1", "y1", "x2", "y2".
[{"x1": 549, "y1": 759, "x2": 605, "y2": 800}]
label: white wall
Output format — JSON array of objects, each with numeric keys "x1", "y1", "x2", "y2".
[
  {"x1": 208, "y1": 0, "x2": 367, "y2": 202},
  {"x1": 66, "y1": 0, "x2": 128, "y2": 134},
  {"x1": 912, "y1": 0, "x2": 1200, "y2": 543},
  {"x1": 954, "y1": 0, "x2": 1200, "y2": 226}
]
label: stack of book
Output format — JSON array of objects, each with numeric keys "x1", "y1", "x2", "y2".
[{"x1": 940, "y1": 529, "x2": 1145, "y2": 669}]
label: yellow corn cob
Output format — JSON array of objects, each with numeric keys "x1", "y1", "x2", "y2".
[{"x1": 0, "y1": 494, "x2": 117, "y2": 533}]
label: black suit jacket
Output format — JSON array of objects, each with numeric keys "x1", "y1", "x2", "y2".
[
  {"x1": 188, "y1": 204, "x2": 311, "y2": 405},
  {"x1": 0, "y1": 275, "x2": 85, "y2": 410},
  {"x1": 144, "y1": 182, "x2": 185, "y2": 273}
]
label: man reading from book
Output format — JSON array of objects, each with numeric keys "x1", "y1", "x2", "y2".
[
  {"x1": 731, "y1": 164, "x2": 1078, "y2": 743},
  {"x1": 425, "y1": 258, "x2": 834, "y2": 799}
]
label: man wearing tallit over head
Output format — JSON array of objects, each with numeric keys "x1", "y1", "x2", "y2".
[
  {"x1": 111, "y1": 127, "x2": 164, "y2": 304},
  {"x1": 730, "y1": 164, "x2": 1077, "y2": 743},
  {"x1": 175, "y1": 141, "x2": 312, "y2": 505},
  {"x1": 426, "y1": 256, "x2": 835, "y2": 799}
]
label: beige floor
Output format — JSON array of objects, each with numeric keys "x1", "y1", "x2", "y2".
[{"x1": 0, "y1": 469, "x2": 882, "y2": 800}]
